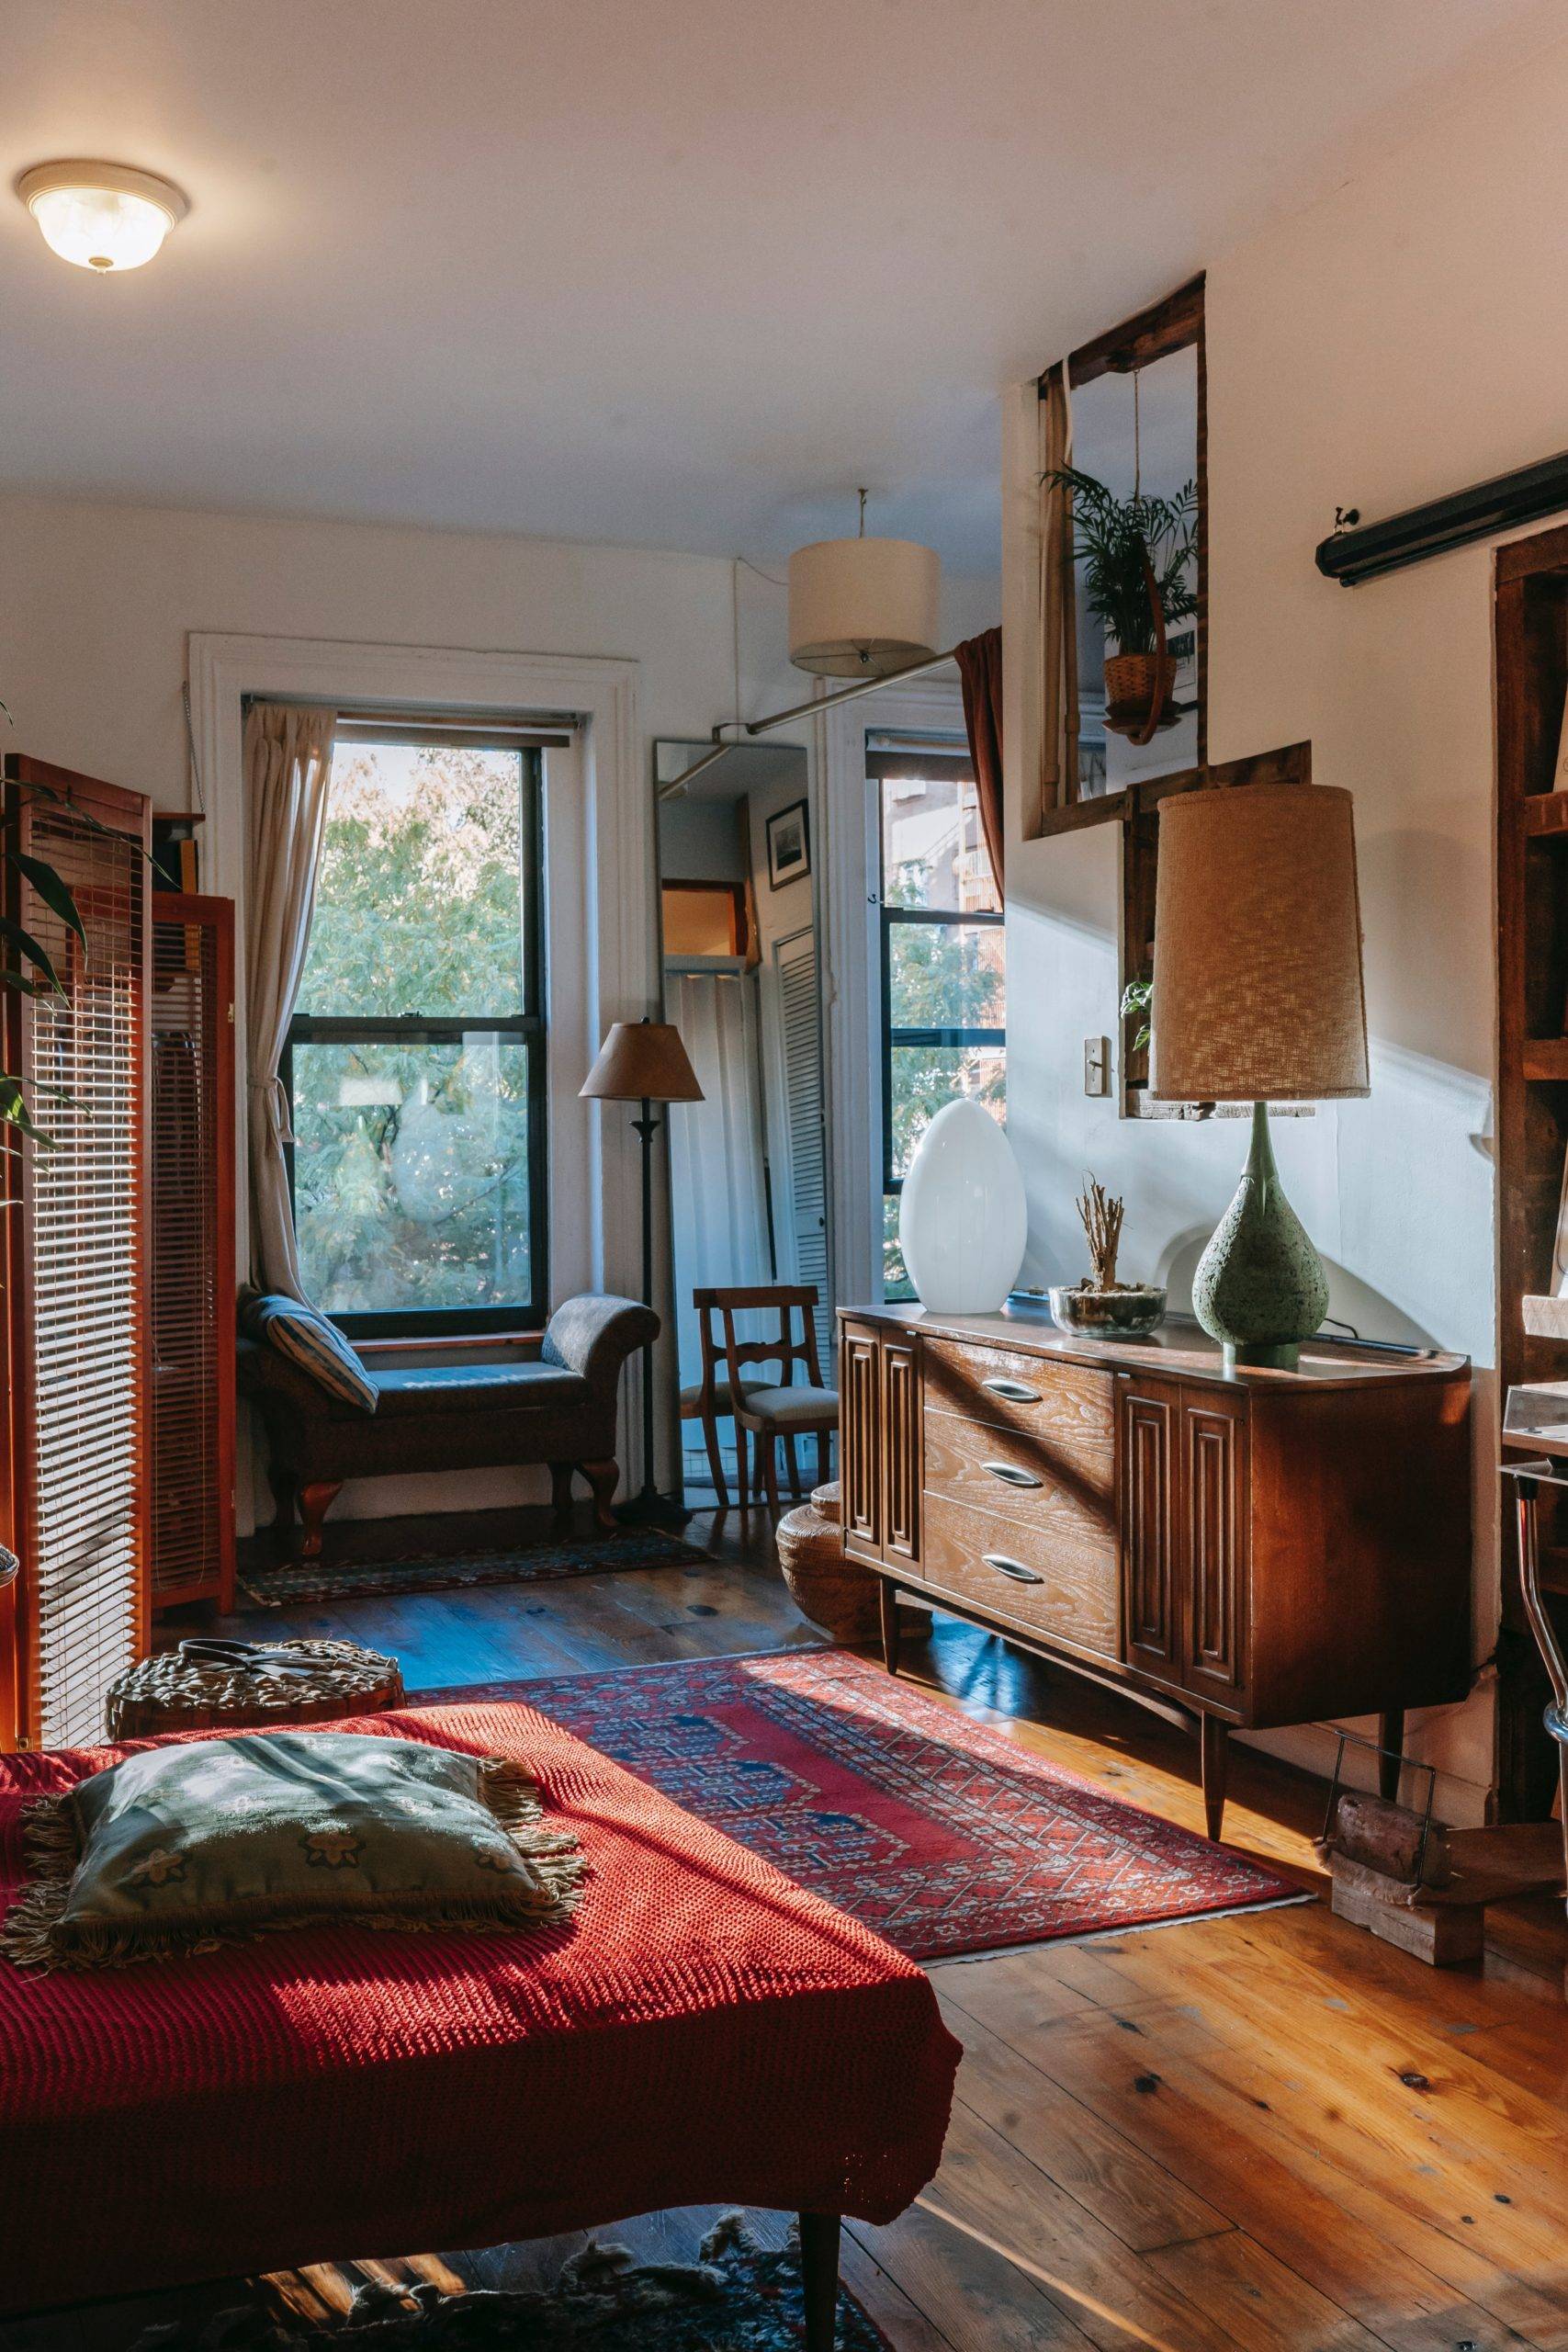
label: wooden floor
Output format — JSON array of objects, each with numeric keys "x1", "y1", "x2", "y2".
[{"x1": 15, "y1": 1503, "x2": 1568, "y2": 2350}]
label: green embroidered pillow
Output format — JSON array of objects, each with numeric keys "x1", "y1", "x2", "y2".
[{"x1": 1, "y1": 1733, "x2": 584, "y2": 1973}]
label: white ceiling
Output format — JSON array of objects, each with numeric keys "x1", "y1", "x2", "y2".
[{"x1": 2, "y1": 0, "x2": 1557, "y2": 575}]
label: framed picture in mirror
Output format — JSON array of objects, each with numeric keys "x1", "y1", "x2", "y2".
[{"x1": 766, "y1": 797, "x2": 811, "y2": 889}]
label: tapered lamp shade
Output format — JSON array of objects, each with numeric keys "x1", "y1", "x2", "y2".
[
  {"x1": 788, "y1": 537, "x2": 942, "y2": 678},
  {"x1": 1150, "y1": 783, "x2": 1369, "y2": 1102},
  {"x1": 580, "y1": 1020, "x2": 705, "y2": 1105}
]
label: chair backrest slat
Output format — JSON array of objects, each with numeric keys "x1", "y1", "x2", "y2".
[{"x1": 694, "y1": 1283, "x2": 822, "y2": 1395}]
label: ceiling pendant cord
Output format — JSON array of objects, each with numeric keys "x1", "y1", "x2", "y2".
[
  {"x1": 731, "y1": 555, "x2": 743, "y2": 735},
  {"x1": 1133, "y1": 366, "x2": 1142, "y2": 502},
  {"x1": 858, "y1": 487, "x2": 868, "y2": 538}
]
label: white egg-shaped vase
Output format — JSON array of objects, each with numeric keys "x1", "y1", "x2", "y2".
[{"x1": 898, "y1": 1098, "x2": 1027, "y2": 1315}]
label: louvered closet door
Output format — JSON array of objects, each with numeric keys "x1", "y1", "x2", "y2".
[
  {"x1": 773, "y1": 926, "x2": 831, "y2": 1363},
  {"x1": 0, "y1": 758, "x2": 151, "y2": 1751},
  {"x1": 150, "y1": 894, "x2": 235, "y2": 1611}
]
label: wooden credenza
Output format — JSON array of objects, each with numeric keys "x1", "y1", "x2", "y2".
[{"x1": 839, "y1": 1304, "x2": 1472, "y2": 1838}]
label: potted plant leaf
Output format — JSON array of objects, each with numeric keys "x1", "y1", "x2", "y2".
[
  {"x1": 1048, "y1": 1176, "x2": 1166, "y2": 1338},
  {"x1": 1046, "y1": 467, "x2": 1199, "y2": 741}
]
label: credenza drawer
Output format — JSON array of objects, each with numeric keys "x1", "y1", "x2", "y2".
[
  {"x1": 924, "y1": 1357, "x2": 1113, "y2": 1498},
  {"x1": 923, "y1": 1333, "x2": 1066, "y2": 1435},
  {"x1": 921, "y1": 1492, "x2": 1120, "y2": 1662}
]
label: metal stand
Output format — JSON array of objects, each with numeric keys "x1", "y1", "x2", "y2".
[{"x1": 616, "y1": 1095, "x2": 691, "y2": 1531}]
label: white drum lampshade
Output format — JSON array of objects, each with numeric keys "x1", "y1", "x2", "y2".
[
  {"x1": 898, "y1": 1099, "x2": 1027, "y2": 1315},
  {"x1": 788, "y1": 534, "x2": 942, "y2": 679}
]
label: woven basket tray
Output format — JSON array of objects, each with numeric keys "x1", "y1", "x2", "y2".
[{"x1": 105, "y1": 1639, "x2": 406, "y2": 1741}]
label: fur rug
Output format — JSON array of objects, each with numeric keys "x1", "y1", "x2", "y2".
[{"x1": 130, "y1": 2218, "x2": 888, "y2": 2351}]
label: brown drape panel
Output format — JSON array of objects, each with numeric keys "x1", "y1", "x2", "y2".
[{"x1": 956, "y1": 627, "x2": 1005, "y2": 895}]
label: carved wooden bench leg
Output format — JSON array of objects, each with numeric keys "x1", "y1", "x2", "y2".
[
  {"x1": 799, "y1": 2211, "x2": 840, "y2": 2352},
  {"x1": 298, "y1": 1479, "x2": 342, "y2": 1563},
  {"x1": 581, "y1": 1458, "x2": 618, "y2": 1532}
]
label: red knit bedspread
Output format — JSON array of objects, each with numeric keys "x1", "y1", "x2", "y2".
[{"x1": 0, "y1": 1698, "x2": 959, "y2": 2316}]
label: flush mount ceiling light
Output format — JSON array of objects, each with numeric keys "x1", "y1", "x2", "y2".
[
  {"x1": 787, "y1": 489, "x2": 942, "y2": 678},
  {"x1": 17, "y1": 160, "x2": 188, "y2": 273}
]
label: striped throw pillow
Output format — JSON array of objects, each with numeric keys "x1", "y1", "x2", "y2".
[{"x1": 239, "y1": 1291, "x2": 378, "y2": 1414}]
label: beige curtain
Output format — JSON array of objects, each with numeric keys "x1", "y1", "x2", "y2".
[
  {"x1": 243, "y1": 700, "x2": 335, "y2": 1297},
  {"x1": 1039, "y1": 363, "x2": 1079, "y2": 809}
]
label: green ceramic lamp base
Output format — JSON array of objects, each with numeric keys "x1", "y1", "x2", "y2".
[{"x1": 1192, "y1": 1102, "x2": 1328, "y2": 1374}]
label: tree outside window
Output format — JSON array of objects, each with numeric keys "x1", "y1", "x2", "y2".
[
  {"x1": 285, "y1": 736, "x2": 547, "y2": 1334},
  {"x1": 874, "y1": 753, "x2": 1005, "y2": 1296}
]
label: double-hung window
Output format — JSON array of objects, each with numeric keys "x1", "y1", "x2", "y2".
[
  {"x1": 284, "y1": 719, "x2": 549, "y2": 1336},
  {"x1": 873, "y1": 741, "x2": 1005, "y2": 1297}
]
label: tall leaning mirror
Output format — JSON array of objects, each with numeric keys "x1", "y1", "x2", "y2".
[{"x1": 653, "y1": 740, "x2": 835, "y2": 1511}]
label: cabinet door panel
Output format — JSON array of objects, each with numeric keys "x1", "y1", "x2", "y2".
[
  {"x1": 840, "y1": 1325, "x2": 882, "y2": 1555},
  {"x1": 1121, "y1": 1379, "x2": 1180, "y2": 1679},
  {"x1": 1183, "y1": 1389, "x2": 1248, "y2": 1704},
  {"x1": 883, "y1": 1337, "x2": 922, "y2": 1568}
]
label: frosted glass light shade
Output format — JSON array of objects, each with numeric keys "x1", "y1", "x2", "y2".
[
  {"x1": 898, "y1": 1099, "x2": 1027, "y2": 1315},
  {"x1": 788, "y1": 535, "x2": 941, "y2": 678},
  {"x1": 18, "y1": 162, "x2": 187, "y2": 273}
]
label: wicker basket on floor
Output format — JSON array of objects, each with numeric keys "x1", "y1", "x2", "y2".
[
  {"x1": 105, "y1": 1638, "x2": 406, "y2": 1741},
  {"x1": 776, "y1": 1481, "x2": 881, "y2": 1644}
]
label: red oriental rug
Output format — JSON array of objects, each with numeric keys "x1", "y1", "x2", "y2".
[{"x1": 430, "y1": 1648, "x2": 1304, "y2": 1962}]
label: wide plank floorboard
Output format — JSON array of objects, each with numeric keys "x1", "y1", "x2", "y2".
[{"x1": 8, "y1": 1500, "x2": 1559, "y2": 2350}]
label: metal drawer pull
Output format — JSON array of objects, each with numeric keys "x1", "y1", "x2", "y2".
[
  {"x1": 982, "y1": 1552, "x2": 1044, "y2": 1585},
  {"x1": 982, "y1": 1376, "x2": 1041, "y2": 1403},
  {"x1": 982, "y1": 1460, "x2": 1042, "y2": 1488}
]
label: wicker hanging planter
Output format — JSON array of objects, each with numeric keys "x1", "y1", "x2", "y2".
[
  {"x1": 1102, "y1": 546, "x2": 1179, "y2": 743},
  {"x1": 1103, "y1": 652, "x2": 1179, "y2": 740}
]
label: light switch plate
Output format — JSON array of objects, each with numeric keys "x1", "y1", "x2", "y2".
[{"x1": 1084, "y1": 1036, "x2": 1110, "y2": 1097}]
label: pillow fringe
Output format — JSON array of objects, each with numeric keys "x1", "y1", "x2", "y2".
[{"x1": 1, "y1": 1754, "x2": 586, "y2": 1974}]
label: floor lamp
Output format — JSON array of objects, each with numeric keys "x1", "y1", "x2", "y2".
[{"x1": 581, "y1": 1018, "x2": 704, "y2": 1528}]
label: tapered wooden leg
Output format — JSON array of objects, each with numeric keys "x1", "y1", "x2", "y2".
[
  {"x1": 762, "y1": 1435, "x2": 782, "y2": 1515},
  {"x1": 1200, "y1": 1714, "x2": 1228, "y2": 1843},
  {"x1": 879, "y1": 1578, "x2": 902, "y2": 1677},
  {"x1": 701, "y1": 1409, "x2": 728, "y2": 1507},
  {"x1": 297, "y1": 1479, "x2": 341, "y2": 1563},
  {"x1": 581, "y1": 1459, "x2": 618, "y2": 1532},
  {"x1": 784, "y1": 1433, "x2": 803, "y2": 1499},
  {"x1": 549, "y1": 1463, "x2": 573, "y2": 1525},
  {"x1": 817, "y1": 1430, "x2": 829, "y2": 1488},
  {"x1": 1377, "y1": 1708, "x2": 1405, "y2": 1802},
  {"x1": 799, "y1": 2211, "x2": 840, "y2": 2352},
  {"x1": 736, "y1": 1421, "x2": 751, "y2": 1513}
]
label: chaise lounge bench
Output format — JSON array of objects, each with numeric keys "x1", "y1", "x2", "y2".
[
  {"x1": 239, "y1": 1292, "x2": 658, "y2": 1559},
  {"x1": 0, "y1": 1691, "x2": 960, "y2": 2340}
]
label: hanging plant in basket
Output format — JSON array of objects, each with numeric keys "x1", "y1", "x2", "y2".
[{"x1": 1046, "y1": 467, "x2": 1199, "y2": 741}]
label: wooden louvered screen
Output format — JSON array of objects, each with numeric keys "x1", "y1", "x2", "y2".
[
  {"x1": 0, "y1": 756, "x2": 151, "y2": 1752},
  {"x1": 151, "y1": 892, "x2": 235, "y2": 1612}
]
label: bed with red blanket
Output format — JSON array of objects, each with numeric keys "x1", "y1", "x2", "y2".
[{"x1": 0, "y1": 1696, "x2": 960, "y2": 2321}]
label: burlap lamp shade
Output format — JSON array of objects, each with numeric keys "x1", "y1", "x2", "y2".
[
  {"x1": 1149, "y1": 782, "x2": 1369, "y2": 1371},
  {"x1": 1150, "y1": 783, "x2": 1369, "y2": 1104}
]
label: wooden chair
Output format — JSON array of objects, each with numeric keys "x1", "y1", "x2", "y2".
[{"x1": 692, "y1": 1284, "x2": 838, "y2": 1513}]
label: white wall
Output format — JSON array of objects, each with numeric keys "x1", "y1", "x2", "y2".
[
  {"x1": 0, "y1": 489, "x2": 996, "y2": 1524},
  {"x1": 1003, "y1": 34, "x2": 1568, "y2": 1819}
]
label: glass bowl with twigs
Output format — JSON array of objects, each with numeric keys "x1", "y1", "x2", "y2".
[{"x1": 1048, "y1": 1177, "x2": 1167, "y2": 1339}]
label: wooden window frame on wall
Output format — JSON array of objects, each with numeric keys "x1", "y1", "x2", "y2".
[{"x1": 1034, "y1": 272, "x2": 1207, "y2": 834}]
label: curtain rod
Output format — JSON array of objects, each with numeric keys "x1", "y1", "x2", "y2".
[{"x1": 659, "y1": 644, "x2": 962, "y2": 799}]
